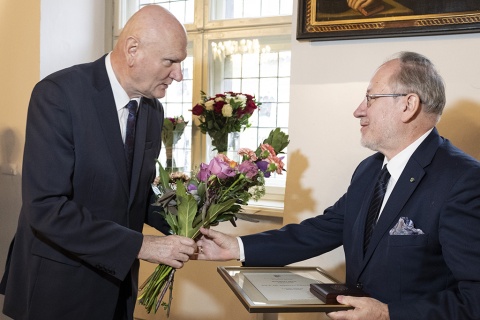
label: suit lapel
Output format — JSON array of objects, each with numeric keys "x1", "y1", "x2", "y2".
[
  {"x1": 128, "y1": 98, "x2": 149, "y2": 204},
  {"x1": 94, "y1": 92, "x2": 130, "y2": 198},
  {"x1": 92, "y1": 56, "x2": 130, "y2": 198},
  {"x1": 350, "y1": 161, "x2": 382, "y2": 267}
]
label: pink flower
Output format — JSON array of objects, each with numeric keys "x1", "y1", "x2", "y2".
[
  {"x1": 266, "y1": 155, "x2": 285, "y2": 174},
  {"x1": 260, "y1": 143, "x2": 276, "y2": 157},
  {"x1": 238, "y1": 148, "x2": 258, "y2": 161},
  {"x1": 215, "y1": 153, "x2": 232, "y2": 163}
]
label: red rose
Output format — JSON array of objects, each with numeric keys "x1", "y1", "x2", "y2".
[
  {"x1": 244, "y1": 100, "x2": 258, "y2": 115},
  {"x1": 191, "y1": 104, "x2": 204, "y2": 116},
  {"x1": 214, "y1": 100, "x2": 225, "y2": 113}
]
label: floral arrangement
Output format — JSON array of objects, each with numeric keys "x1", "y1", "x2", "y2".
[
  {"x1": 191, "y1": 91, "x2": 260, "y2": 153},
  {"x1": 161, "y1": 115, "x2": 188, "y2": 148},
  {"x1": 138, "y1": 128, "x2": 289, "y2": 315}
]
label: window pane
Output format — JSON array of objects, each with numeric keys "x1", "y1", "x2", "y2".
[
  {"x1": 260, "y1": 52, "x2": 279, "y2": 77},
  {"x1": 211, "y1": 0, "x2": 292, "y2": 20},
  {"x1": 277, "y1": 102, "x2": 289, "y2": 127},
  {"x1": 280, "y1": 0, "x2": 294, "y2": 15},
  {"x1": 278, "y1": 51, "x2": 291, "y2": 77},
  {"x1": 209, "y1": 35, "x2": 291, "y2": 186},
  {"x1": 158, "y1": 46, "x2": 193, "y2": 172},
  {"x1": 140, "y1": 0, "x2": 194, "y2": 24},
  {"x1": 262, "y1": 0, "x2": 280, "y2": 16},
  {"x1": 242, "y1": 53, "x2": 260, "y2": 78},
  {"x1": 243, "y1": 0, "x2": 261, "y2": 17}
]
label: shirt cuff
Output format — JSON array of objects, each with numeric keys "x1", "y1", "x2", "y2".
[{"x1": 236, "y1": 236, "x2": 245, "y2": 262}]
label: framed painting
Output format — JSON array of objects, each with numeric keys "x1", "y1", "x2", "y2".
[{"x1": 297, "y1": 0, "x2": 480, "y2": 41}]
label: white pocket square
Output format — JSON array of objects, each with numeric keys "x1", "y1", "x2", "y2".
[{"x1": 389, "y1": 217, "x2": 424, "y2": 235}]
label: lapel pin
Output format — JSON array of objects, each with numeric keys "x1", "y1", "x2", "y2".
[{"x1": 410, "y1": 177, "x2": 415, "y2": 183}]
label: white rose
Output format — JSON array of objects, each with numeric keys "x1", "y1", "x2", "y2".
[
  {"x1": 237, "y1": 94, "x2": 246, "y2": 101},
  {"x1": 222, "y1": 104, "x2": 233, "y2": 117},
  {"x1": 205, "y1": 100, "x2": 215, "y2": 111}
]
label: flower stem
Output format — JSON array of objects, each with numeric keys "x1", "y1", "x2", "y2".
[{"x1": 138, "y1": 264, "x2": 174, "y2": 314}]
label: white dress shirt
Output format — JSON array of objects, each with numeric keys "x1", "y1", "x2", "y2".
[{"x1": 105, "y1": 52, "x2": 139, "y2": 143}]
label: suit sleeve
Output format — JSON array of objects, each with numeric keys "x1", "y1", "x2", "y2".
[{"x1": 241, "y1": 194, "x2": 346, "y2": 266}]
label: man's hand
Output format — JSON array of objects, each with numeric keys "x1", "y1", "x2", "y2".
[
  {"x1": 194, "y1": 227, "x2": 240, "y2": 261},
  {"x1": 137, "y1": 235, "x2": 196, "y2": 269},
  {"x1": 327, "y1": 296, "x2": 389, "y2": 320}
]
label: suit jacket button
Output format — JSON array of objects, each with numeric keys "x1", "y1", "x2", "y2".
[{"x1": 356, "y1": 283, "x2": 363, "y2": 289}]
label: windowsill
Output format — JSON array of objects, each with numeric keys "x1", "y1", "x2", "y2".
[{"x1": 242, "y1": 199, "x2": 284, "y2": 218}]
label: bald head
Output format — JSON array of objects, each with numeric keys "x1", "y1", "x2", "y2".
[
  {"x1": 111, "y1": 5, "x2": 187, "y2": 99},
  {"x1": 116, "y1": 5, "x2": 186, "y2": 51}
]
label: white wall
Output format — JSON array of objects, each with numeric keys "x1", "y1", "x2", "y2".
[{"x1": 40, "y1": 0, "x2": 107, "y2": 78}]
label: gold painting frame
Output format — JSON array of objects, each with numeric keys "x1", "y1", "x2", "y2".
[{"x1": 297, "y1": 0, "x2": 480, "y2": 41}]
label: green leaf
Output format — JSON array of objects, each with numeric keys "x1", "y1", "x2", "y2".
[
  {"x1": 175, "y1": 181, "x2": 198, "y2": 238},
  {"x1": 164, "y1": 212, "x2": 179, "y2": 235},
  {"x1": 263, "y1": 128, "x2": 290, "y2": 154},
  {"x1": 205, "y1": 199, "x2": 238, "y2": 225},
  {"x1": 156, "y1": 161, "x2": 172, "y2": 191}
]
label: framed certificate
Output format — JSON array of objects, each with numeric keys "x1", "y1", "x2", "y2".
[{"x1": 217, "y1": 266, "x2": 353, "y2": 313}]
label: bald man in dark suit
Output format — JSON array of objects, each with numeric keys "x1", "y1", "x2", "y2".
[{"x1": 0, "y1": 5, "x2": 196, "y2": 320}]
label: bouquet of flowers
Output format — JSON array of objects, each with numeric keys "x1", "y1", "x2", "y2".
[
  {"x1": 191, "y1": 91, "x2": 260, "y2": 153},
  {"x1": 161, "y1": 115, "x2": 188, "y2": 148},
  {"x1": 138, "y1": 128, "x2": 289, "y2": 315}
]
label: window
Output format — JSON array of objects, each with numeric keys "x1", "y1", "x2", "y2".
[{"x1": 114, "y1": 0, "x2": 292, "y2": 208}]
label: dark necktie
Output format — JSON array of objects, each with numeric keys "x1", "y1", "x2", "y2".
[
  {"x1": 124, "y1": 100, "x2": 138, "y2": 181},
  {"x1": 363, "y1": 165, "x2": 391, "y2": 254}
]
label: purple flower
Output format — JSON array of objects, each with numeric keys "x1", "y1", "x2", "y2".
[
  {"x1": 256, "y1": 160, "x2": 271, "y2": 178},
  {"x1": 187, "y1": 184, "x2": 198, "y2": 192},
  {"x1": 197, "y1": 163, "x2": 210, "y2": 182},
  {"x1": 208, "y1": 156, "x2": 236, "y2": 179},
  {"x1": 238, "y1": 161, "x2": 258, "y2": 179}
]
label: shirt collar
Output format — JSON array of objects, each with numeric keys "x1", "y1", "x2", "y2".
[
  {"x1": 105, "y1": 53, "x2": 132, "y2": 111},
  {"x1": 383, "y1": 128, "x2": 433, "y2": 181}
]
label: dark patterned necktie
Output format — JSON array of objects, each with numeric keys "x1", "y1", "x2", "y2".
[
  {"x1": 363, "y1": 165, "x2": 391, "y2": 254},
  {"x1": 124, "y1": 100, "x2": 138, "y2": 181}
]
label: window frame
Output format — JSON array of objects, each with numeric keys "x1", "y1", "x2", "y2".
[{"x1": 112, "y1": 0, "x2": 292, "y2": 213}]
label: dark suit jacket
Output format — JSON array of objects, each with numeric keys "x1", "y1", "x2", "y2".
[
  {"x1": 242, "y1": 128, "x2": 480, "y2": 319},
  {"x1": 1, "y1": 56, "x2": 165, "y2": 319}
]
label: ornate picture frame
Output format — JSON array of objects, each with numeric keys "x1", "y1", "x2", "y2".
[{"x1": 297, "y1": 0, "x2": 480, "y2": 41}]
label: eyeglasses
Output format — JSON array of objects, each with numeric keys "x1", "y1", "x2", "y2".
[{"x1": 365, "y1": 93, "x2": 407, "y2": 107}]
